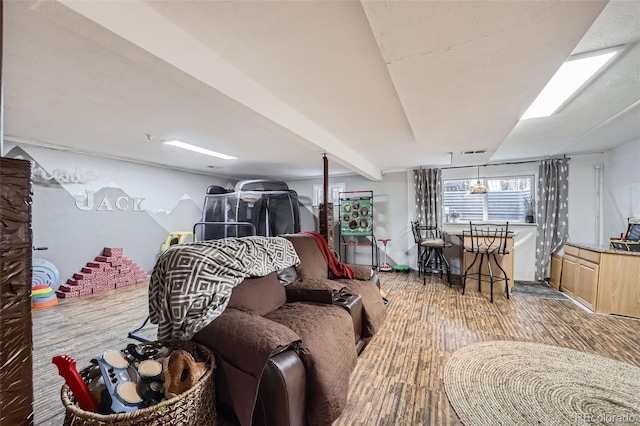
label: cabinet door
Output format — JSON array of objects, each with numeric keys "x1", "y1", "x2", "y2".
[
  {"x1": 561, "y1": 255, "x2": 577, "y2": 296},
  {"x1": 549, "y1": 254, "x2": 563, "y2": 290},
  {"x1": 576, "y1": 259, "x2": 599, "y2": 310}
]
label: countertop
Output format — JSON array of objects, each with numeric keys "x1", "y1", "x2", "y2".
[{"x1": 566, "y1": 242, "x2": 640, "y2": 257}]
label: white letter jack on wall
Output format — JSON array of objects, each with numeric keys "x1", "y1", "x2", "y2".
[
  {"x1": 75, "y1": 190, "x2": 95, "y2": 211},
  {"x1": 75, "y1": 190, "x2": 145, "y2": 212}
]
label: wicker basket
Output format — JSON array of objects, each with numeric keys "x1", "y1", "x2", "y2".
[{"x1": 61, "y1": 340, "x2": 216, "y2": 426}]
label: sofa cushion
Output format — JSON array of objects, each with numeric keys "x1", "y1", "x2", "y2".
[
  {"x1": 228, "y1": 272, "x2": 286, "y2": 316},
  {"x1": 284, "y1": 234, "x2": 328, "y2": 280}
]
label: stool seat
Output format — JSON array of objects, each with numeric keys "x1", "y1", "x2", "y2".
[
  {"x1": 422, "y1": 239, "x2": 452, "y2": 248},
  {"x1": 463, "y1": 245, "x2": 509, "y2": 254}
]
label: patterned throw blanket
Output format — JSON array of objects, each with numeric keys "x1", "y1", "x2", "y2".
[{"x1": 149, "y1": 236, "x2": 300, "y2": 340}]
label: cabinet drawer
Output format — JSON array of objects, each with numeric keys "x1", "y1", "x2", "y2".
[
  {"x1": 579, "y1": 249, "x2": 601, "y2": 264},
  {"x1": 564, "y1": 245, "x2": 579, "y2": 257}
]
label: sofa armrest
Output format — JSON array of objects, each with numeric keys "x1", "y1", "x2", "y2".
[
  {"x1": 253, "y1": 351, "x2": 307, "y2": 426},
  {"x1": 193, "y1": 309, "x2": 302, "y2": 426}
]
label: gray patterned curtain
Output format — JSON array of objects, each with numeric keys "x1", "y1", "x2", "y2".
[
  {"x1": 414, "y1": 168, "x2": 442, "y2": 227},
  {"x1": 535, "y1": 159, "x2": 569, "y2": 281}
]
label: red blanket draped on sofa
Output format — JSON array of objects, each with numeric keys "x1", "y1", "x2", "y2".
[{"x1": 301, "y1": 231, "x2": 355, "y2": 279}]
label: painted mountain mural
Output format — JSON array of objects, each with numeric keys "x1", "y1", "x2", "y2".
[
  {"x1": 150, "y1": 195, "x2": 203, "y2": 233},
  {"x1": 30, "y1": 185, "x2": 168, "y2": 286},
  {"x1": 5, "y1": 146, "x2": 99, "y2": 187}
]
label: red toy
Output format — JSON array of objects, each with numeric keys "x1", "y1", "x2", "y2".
[{"x1": 52, "y1": 355, "x2": 99, "y2": 412}]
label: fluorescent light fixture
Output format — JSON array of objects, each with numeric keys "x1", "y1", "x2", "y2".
[
  {"x1": 521, "y1": 46, "x2": 623, "y2": 120},
  {"x1": 163, "y1": 140, "x2": 237, "y2": 160}
]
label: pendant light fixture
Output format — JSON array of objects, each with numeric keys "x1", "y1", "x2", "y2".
[{"x1": 470, "y1": 165, "x2": 488, "y2": 194}]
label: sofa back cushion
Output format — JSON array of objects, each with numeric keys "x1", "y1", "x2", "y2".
[
  {"x1": 228, "y1": 272, "x2": 286, "y2": 316},
  {"x1": 283, "y1": 234, "x2": 328, "y2": 280}
]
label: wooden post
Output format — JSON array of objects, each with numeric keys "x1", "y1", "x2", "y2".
[
  {"x1": 0, "y1": 158, "x2": 34, "y2": 425},
  {"x1": 1, "y1": 0, "x2": 3, "y2": 157},
  {"x1": 318, "y1": 154, "x2": 334, "y2": 251}
]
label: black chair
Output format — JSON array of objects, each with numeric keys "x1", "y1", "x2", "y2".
[
  {"x1": 411, "y1": 221, "x2": 452, "y2": 285},
  {"x1": 411, "y1": 221, "x2": 426, "y2": 276},
  {"x1": 419, "y1": 226, "x2": 452, "y2": 286},
  {"x1": 462, "y1": 222, "x2": 510, "y2": 303}
]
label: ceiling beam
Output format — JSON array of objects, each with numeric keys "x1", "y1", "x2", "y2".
[{"x1": 56, "y1": 0, "x2": 383, "y2": 181}]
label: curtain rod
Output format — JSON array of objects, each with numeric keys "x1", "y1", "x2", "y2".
[{"x1": 435, "y1": 155, "x2": 569, "y2": 170}]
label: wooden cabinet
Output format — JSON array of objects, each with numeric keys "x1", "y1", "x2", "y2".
[
  {"x1": 596, "y1": 253, "x2": 640, "y2": 318},
  {"x1": 561, "y1": 245, "x2": 600, "y2": 310},
  {"x1": 560, "y1": 243, "x2": 640, "y2": 319},
  {"x1": 549, "y1": 253, "x2": 563, "y2": 290}
]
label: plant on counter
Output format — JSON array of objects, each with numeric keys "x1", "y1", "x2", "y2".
[{"x1": 523, "y1": 197, "x2": 536, "y2": 223}]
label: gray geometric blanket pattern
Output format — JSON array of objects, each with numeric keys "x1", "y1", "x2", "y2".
[{"x1": 149, "y1": 236, "x2": 300, "y2": 340}]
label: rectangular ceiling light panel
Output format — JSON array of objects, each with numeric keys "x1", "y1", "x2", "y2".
[
  {"x1": 521, "y1": 46, "x2": 623, "y2": 120},
  {"x1": 163, "y1": 140, "x2": 237, "y2": 160}
]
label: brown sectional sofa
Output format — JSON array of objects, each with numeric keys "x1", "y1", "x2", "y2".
[{"x1": 192, "y1": 233, "x2": 386, "y2": 426}]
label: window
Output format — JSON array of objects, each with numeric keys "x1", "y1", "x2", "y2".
[
  {"x1": 443, "y1": 175, "x2": 535, "y2": 223},
  {"x1": 313, "y1": 183, "x2": 345, "y2": 206}
]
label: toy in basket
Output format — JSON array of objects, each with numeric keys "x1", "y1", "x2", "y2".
[{"x1": 54, "y1": 340, "x2": 216, "y2": 426}]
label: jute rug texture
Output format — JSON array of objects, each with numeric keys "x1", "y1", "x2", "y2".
[{"x1": 444, "y1": 341, "x2": 640, "y2": 425}]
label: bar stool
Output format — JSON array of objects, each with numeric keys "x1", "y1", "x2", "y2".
[
  {"x1": 462, "y1": 222, "x2": 510, "y2": 303},
  {"x1": 411, "y1": 221, "x2": 426, "y2": 276},
  {"x1": 419, "y1": 226, "x2": 452, "y2": 286}
]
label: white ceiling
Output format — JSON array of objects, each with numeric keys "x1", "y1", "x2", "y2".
[{"x1": 3, "y1": 0, "x2": 639, "y2": 181}]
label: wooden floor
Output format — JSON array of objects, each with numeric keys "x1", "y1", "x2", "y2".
[{"x1": 32, "y1": 273, "x2": 640, "y2": 425}]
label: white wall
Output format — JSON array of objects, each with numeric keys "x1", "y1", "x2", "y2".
[
  {"x1": 4, "y1": 143, "x2": 230, "y2": 214},
  {"x1": 4, "y1": 143, "x2": 235, "y2": 287},
  {"x1": 603, "y1": 138, "x2": 640, "y2": 240},
  {"x1": 566, "y1": 153, "x2": 603, "y2": 245},
  {"x1": 565, "y1": 140, "x2": 640, "y2": 245}
]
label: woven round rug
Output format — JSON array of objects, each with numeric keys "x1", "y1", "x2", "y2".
[{"x1": 444, "y1": 341, "x2": 640, "y2": 425}]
